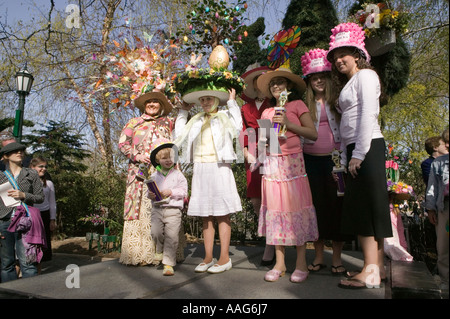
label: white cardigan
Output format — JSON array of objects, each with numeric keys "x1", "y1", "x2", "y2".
[
  {"x1": 338, "y1": 69, "x2": 384, "y2": 165},
  {"x1": 174, "y1": 99, "x2": 243, "y2": 163}
]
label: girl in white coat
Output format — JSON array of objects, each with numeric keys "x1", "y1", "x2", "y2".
[{"x1": 174, "y1": 88, "x2": 242, "y2": 274}]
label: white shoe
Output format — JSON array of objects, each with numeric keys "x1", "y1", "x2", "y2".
[
  {"x1": 195, "y1": 259, "x2": 216, "y2": 273},
  {"x1": 207, "y1": 259, "x2": 232, "y2": 274}
]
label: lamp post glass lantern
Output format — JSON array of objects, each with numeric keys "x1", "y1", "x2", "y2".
[{"x1": 13, "y1": 65, "x2": 34, "y2": 143}]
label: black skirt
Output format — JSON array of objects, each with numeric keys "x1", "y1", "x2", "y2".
[
  {"x1": 341, "y1": 138, "x2": 392, "y2": 238},
  {"x1": 304, "y1": 153, "x2": 353, "y2": 242}
]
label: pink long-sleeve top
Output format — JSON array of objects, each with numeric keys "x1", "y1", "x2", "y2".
[{"x1": 149, "y1": 167, "x2": 188, "y2": 210}]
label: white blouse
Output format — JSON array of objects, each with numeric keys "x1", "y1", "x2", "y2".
[
  {"x1": 33, "y1": 180, "x2": 57, "y2": 220},
  {"x1": 338, "y1": 69, "x2": 384, "y2": 164}
]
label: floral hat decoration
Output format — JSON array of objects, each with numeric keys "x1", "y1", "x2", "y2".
[
  {"x1": 174, "y1": 45, "x2": 245, "y2": 105},
  {"x1": 348, "y1": 1, "x2": 409, "y2": 39},
  {"x1": 327, "y1": 22, "x2": 371, "y2": 63},
  {"x1": 385, "y1": 144, "x2": 415, "y2": 201},
  {"x1": 95, "y1": 30, "x2": 183, "y2": 115},
  {"x1": 301, "y1": 48, "x2": 332, "y2": 78}
]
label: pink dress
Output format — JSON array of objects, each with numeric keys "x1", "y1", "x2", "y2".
[
  {"x1": 257, "y1": 100, "x2": 319, "y2": 246},
  {"x1": 384, "y1": 204, "x2": 413, "y2": 261}
]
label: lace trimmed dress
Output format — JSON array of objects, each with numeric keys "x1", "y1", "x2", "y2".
[{"x1": 257, "y1": 101, "x2": 319, "y2": 246}]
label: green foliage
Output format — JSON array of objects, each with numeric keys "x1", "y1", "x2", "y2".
[
  {"x1": 232, "y1": 17, "x2": 270, "y2": 74},
  {"x1": 0, "y1": 118, "x2": 34, "y2": 134},
  {"x1": 22, "y1": 120, "x2": 125, "y2": 237},
  {"x1": 176, "y1": 0, "x2": 249, "y2": 53},
  {"x1": 371, "y1": 35, "x2": 411, "y2": 98},
  {"x1": 230, "y1": 163, "x2": 258, "y2": 242},
  {"x1": 26, "y1": 120, "x2": 90, "y2": 173},
  {"x1": 281, "y1": 0, "x2": 339, "y2": 76},
  {"x1": 174, "y1": 67, "x2": 246, "y2": 96}
]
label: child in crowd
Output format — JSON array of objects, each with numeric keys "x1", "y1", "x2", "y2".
[
  {"x1": 174, "y1": 88, "x2": 242, "y2": 274},
  {"x1": 256, "y1": 66, "x2": 319, "y2": 283},
  {"x1": 147, "y1": 138, "x2": 188, "y2": 276},
  {"x1": 425, "y1": 127, "x2": 449, "y2": 291}
]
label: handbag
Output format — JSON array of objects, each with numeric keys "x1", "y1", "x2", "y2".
[{"x1": 3, "y1": 170, "x2": 29, "y2": 217}]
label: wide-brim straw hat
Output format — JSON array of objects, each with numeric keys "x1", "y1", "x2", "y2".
[
  {"x1": 182, "y1": 85, "x2": 230, "y2": 105},
  {"x1": 134, "y1": 91, "x2": 173, "y2": 116},
  {"x1": 241, "y1": 63, "x2": 271, "y2": 101},
  {"x1": 257, "y1": 67, "x2": 306, "y2": 99}
]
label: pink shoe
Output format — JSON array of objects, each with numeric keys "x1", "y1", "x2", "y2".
[
  {"x1": 264, "y1": 269, "x2": 285, "y2": 282},
  {"x1": 290, "y1": 269, "x2": 309, "y2": 283}
]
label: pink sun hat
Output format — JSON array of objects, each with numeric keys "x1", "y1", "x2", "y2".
[
  {"x1": 326, "y1": 22, "x2": 370, "y2": 63},
  {"x1": 301, "y1": 48, "x2": 332, "y2": 77}
]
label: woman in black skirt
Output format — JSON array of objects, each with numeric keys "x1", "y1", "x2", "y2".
[{"x1": 327, "y1": 22, "x2": 392, "y2": 289}]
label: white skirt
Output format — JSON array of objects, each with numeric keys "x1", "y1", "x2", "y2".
[{"x1": 188, "y1": 162, "x2": 242, "y2": 217}]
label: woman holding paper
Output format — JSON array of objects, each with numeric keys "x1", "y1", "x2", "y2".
[
  {"x1": 0, "y1": 142, "x2": 44, "y2": 282},
  {"x1": 256, "y1": 66, "x2": 318, "y2": 283}
]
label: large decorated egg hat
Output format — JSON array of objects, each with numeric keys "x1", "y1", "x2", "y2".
[
  {"x1": 174, "y1": 45, "x2": 245, "y2": 105},
  {"x1": 326, "y1": 22, "x2": 371, "y2": 63},
  {"x1": 301, "y1": 48, "x2": 332, "y2": 77}
]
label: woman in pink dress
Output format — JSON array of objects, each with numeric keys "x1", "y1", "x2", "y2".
[{"x1": 256, "y1": 67, "x2": 319, "y2": 283}]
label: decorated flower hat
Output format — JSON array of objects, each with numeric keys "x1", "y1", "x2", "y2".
[
  {"x1": 133, "y1": 80, "x2": 174, "y2": 116},
  {"x1": 326, "y1": 22, "x2": 371, "y2": 63},
  {"x1": 256, "y1": 66, "x2": 306, "y2": 99},
  {"x1": 150, "y1": 137, "x2": 178, "y2": 168},
  {"x1": 241, "y1": 62, "x2": 271, "y2": 101},
  {"x1": 301, "y1": 48, "x2": 332, "y2": 77},
  {"x1": 174, "y1": 45, "x2": 245, "y2": 105}
]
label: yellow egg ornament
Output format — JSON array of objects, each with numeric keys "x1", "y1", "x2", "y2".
[{"x1": 208, "y1": 45, "x2": 230, "y2": 69}]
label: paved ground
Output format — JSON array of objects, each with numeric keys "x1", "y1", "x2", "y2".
[
  {"x1": 0, "y1": 244, "x2": 387, "y2": 300},
  {"x1": 2, "y1": 243, "x2": 447, "y2": 318}
]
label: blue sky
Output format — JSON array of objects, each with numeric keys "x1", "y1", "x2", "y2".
[{"x1": 1, "y1": 0, "x2": 289, "y2": 41}]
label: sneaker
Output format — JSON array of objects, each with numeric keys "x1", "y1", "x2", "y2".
[
  {"x1": 154, "y1": 252, "x2": 163, "y2": 261},
  {"x1": 163, "y1": 265, "x2": 174, "y2": 276}
]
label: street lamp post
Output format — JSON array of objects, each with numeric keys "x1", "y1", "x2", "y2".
[{"x1": 13, "y1": 64, "x2": 34, "y2": 143}]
